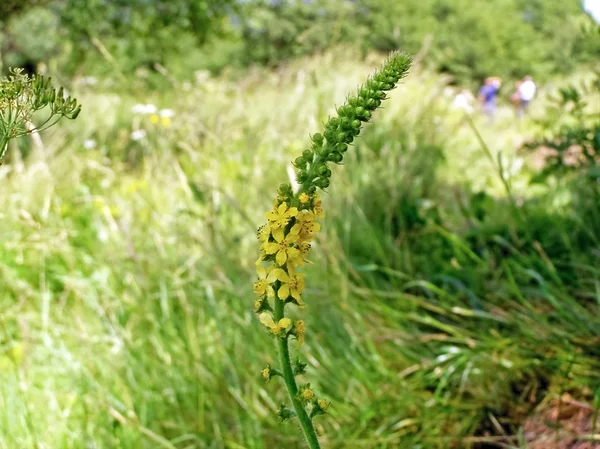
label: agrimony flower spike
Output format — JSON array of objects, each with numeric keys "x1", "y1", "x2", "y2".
[
  {"x1": 0, "y1": 68, "x2": 82, "y2": 162},
  {"x1": 254, "y1": 52, "x2": 411, "y2": 449}
]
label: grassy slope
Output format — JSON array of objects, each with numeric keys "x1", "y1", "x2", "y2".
[{"x1": 0, "y1": 50, "x2": 598, "y2": 448}]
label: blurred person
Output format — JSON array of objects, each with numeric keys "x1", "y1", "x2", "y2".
[
  {"x1": 511, "y1": 80, "x2": 522, "y2": 112},
  {"x1": 478, "y1": 76, "x2": 501, "y2": 123},
  {"x1": 516, "y1": 75, "x2": 536, "y2": 118}
]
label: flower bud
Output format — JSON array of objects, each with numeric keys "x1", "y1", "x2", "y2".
[
  {"x1": 336, "y1": 143, "x2": 348, "y2": 153},
  {"x1": 296, "y1": 171, "x2": 309, "y2": 183},
  {"x1": 254, "y1": 296, "x2": 272, "y2": 314},
  {"x1": 316, "y1": 164, "x2": 329, "y2": 176},
  {"x1": 278, "y1": 183, "x2": 293, "y2": 198},
  {"x1": 315, "y1": 177, "x2": 331, "y2": 189},
  {"x1": 310, "y1": 399, "x2": 330, "y2": 418},
  {"x1": 261, "y1": 364, "x2": 282, "y2": 383},
  {"x1": 277, "y1": 405, "x2": 296, "y2": 423},
  {"x1": 327, "y1": 152, "x2": 343, "y2": 164},
  {"x1": 311, "y1": 133, "x2": 323, "y2": 145},
  {"x1": 293, "y1": 358, "x2": 308, "y2": 376}
]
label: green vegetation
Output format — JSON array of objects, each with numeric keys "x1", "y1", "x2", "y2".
[
  {"x1": 1, "y1": 0, "x2": 599, "y2": 84},
  {"x1": 0, "y1": 1, "x2": 599, "y2": 448},
  {"x1": 1, "y1": 47, "x2": 598, "y2": 447}
]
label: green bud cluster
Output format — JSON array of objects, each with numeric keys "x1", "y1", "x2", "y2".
[
  {"x1": 0, "y1": 68, "x2": 82, "y2": 162},
  {"x1": 293, "y1": 358, "x2": 308, "y2": 376},
  {"x1": 292, "y1": 52, "x2": 412, "y2": 195},
  {"x1": 277, "y1": 405, "x2": 297, "y2": 423}
]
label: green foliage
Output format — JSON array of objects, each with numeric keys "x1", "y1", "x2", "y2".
[
  {"x1": 238, "y1": 0, "x2": 598, "y2": 83},
  {"x1": 56, "y1": 0, "x2": 235, "y2": 72},
  {"x1": 0, "y1": 0, "x2": 52, "y2": 21},
  {"x1": 0, "y1": 0, "x2": 236, "y2": 78},
  {"x1": 1, "y1": 51, "x2": 598, "y2": 448},
  {"x1": 521, "y1": 40, "x2": 600, "y2": 183},
  {"x1": 0, "y1": 68, "x2": 81, "y2": 161},
  {"x1": 2, "y1": 0, "x2": 597, "y2": 84},
  {"x1": 0, "y1": 7, "x2": 59, "y2": 71}
]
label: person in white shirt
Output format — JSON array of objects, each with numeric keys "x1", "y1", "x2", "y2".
[{"x1": 517, "y1": 76, "x2": 536, "y2": 118}]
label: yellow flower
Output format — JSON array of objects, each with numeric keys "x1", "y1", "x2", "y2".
[
  {"x1": 254, "y1": 265, "x2": 277, "y2": 298},
  {"x1": 295, "y1": 320, "x2": 305, "y2": 345},
  {"x1": 271, "y1": 268, "x2": 305, "y2": 305},
  {"x1": 299, "y1": 193, "x2": 310, "y2": 204},
  {"x1": 313, "y1": 195, "x2": 324, "y2": 218},
  {"x1": 257, "y1": 224, "x2": 270, "y2": 241},
  {"x1": 257, "y1": 224, "x2": 271, "y2": 250},
  {"x1": 287, "y1": 241, "x2": 313, "y2": 268},
  {"x1": 266, "y1": 202, "x2": 298, "y2": 229},
  {"x1": 259, "y1": 313, "x2": 292, "y2": 336},
  {"x1": 291, "y1": 210, "x2": 321, "y2": 241},
  {"x1": 300, "y1": 388, "x2": 314, "y2": 401},
  {"x1": 149, "y1": 114, "x2": 160, "y2": 124},
  {"x1": 264, "y1": 228, "x2": 301, "y2": 266},
  {"x1": 317, "y1": 399, "x2": 329, "y2": 411},
  {"x1": 161, "y1": 117, "x2": 172, "y2": 127},
  {"x1": 262, "y1": 366, "x2": 270, "y2": 379}
]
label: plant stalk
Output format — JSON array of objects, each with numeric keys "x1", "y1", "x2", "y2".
[
  {"x1": 273, "y1": 298, "x2": 321, "y2": 449},
  {"x1": 0, "y1": 135, "x2": 8, "y2": 161}
]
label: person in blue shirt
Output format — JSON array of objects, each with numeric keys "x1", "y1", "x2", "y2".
[{"x1": 478, "y1": 77, "x2": 502, "y2": 123}]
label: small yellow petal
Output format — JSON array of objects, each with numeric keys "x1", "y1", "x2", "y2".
[
  {"x1": 265, "y1": 243, "x2": 279, "y2": 255},
  {"x1": 266, "y1": 269, "x2": 282, "y2": 283},
  {"x1": 272, "y1": 228, "x2": 285, "y2": 243},
  {"x1": 275, "y1": 269, "x2": 289, "y2": 283},
  {"x1": 279, "y1": 318, "x2": 292, "y2": 329},
  {"x1": 259, "y1": 313, "x2": 275, "y2": 328},
  {"x1": 278, "y1": 284, "x2": 290, "y2": 300},
  {"x1": 276, "y1": 250, "x2": 287, "y2": 266},
  {"x1": 287, "y1": 248, "x2": 301, "y2": 261},
  {"x1": 288, "y1": 207, "x2": 298, "y2": 217}
]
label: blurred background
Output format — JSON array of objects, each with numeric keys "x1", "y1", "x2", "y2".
[{"x1": 0, "y1": 1, "x2": 599, "y2": 448}]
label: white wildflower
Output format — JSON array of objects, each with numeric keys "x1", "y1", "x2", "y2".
[{"x1": 130, "y1": 130, "x2": 147, "y2": 141}]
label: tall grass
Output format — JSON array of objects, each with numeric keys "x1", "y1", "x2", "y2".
[{"x1": 0, "y1": 49, "x2": 598, "y2": 448}]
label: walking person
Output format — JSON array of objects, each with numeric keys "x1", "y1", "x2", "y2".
[
  {"x1": 516, "y1": 76, "x2": 536, "y2": 118},
  {"x1": 478, "y1": 76, "x2": 501, "y2": 124}
]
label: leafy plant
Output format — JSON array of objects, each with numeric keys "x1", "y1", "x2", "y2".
[
  {"x1": 253, "y1": 52, "x2": 412, "y2": 447},
  {"x1": 521, "y1": 24, "x2": 600, "y2": 183},
  {"x1": 0, "y1": 68, "x2": 81, "y2": 162}
]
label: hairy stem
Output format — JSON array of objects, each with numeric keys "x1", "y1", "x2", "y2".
[{"x1": 273, "y1": 298, "x2": 321, "y2": 449}]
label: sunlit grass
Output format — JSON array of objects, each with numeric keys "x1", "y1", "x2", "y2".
[{"x1": 0, "y1": 49, "x2": 598, "y2": 448}]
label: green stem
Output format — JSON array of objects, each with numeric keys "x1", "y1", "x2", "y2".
[
  {"x1": 0, "y1": 135, "x2": 8, "y2": 161},
  {"x1": 273, "y1": 298, "x2": 321, "y2": 449}
]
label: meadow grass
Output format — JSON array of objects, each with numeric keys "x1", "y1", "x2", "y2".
[{"x1": 0, "y1": 49, "x2": 598, "y2": 448}]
